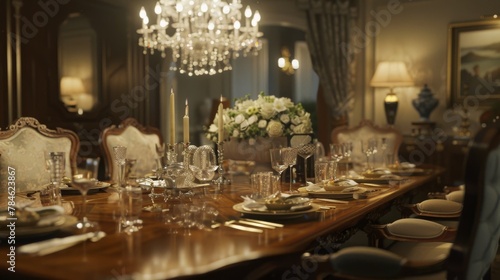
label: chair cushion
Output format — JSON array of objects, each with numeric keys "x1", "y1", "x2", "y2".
[
  {"x1": 386, "y1": 218, "x2": 446, "y2": 239},
  {"x1": 445, "y1": 190, "x2": 464, "y2": 203},
  {"x1": 330, "y1": 246, "x2": 405, "y2": 278},
  {"x1": 389, "y1": 241, "x2": 452, "y2": 263},
  {"x1": 417, "y1": 199, "x2": 462, "y2": 215}
]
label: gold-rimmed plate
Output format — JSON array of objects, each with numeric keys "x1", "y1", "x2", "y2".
[{"x1": 233, "y1": 202, "x2": 320, "y2": 219}]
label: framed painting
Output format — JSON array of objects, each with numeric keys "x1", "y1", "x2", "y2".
[{"x1": 448, "y1": 19, "x2": 500, "y2": 106}]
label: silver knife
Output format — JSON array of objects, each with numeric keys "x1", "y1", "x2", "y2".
[
  {"x1": 242, "y1": 218, "x2": 284, "y2": 228},
  {"x1": 237, "y1": 220, "x2": 275, "y2": 229},
  {"x1": 224, "y1": 221, "x2": 263, "y2": 233}
]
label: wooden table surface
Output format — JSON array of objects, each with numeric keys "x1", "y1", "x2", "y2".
[{"x1": 0, "y1": 170, "x2": 442, "y2": 279}]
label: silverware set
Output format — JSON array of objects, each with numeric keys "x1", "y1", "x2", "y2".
[{"x1": 211, "y1": 218, "x2": 284, "y2": 233}]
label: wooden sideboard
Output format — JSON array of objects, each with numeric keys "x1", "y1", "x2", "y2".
[{"x1": 399, "y1": 134, "x2": 469, "y2": 187}]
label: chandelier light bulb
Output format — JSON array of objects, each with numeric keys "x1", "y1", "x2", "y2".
[
  {"x1": 176, "y1": 3, "x2": 184, "y2": 12},
  {"x1": 245, "y1": 6, "x2": 252, "y2": 18},
  {"x1": 253, "y1": 11, "x2": 261, "y2": 22},
  {"x1": 139, "y1": 7, "x2": 146, "y2": 19},
  {"x1": 143, "y1": 17, "x2": 149, "y2": 25},
  {"x1": 222, "y1": 5, "x2": 230, "y2": 14},
  {"x1": 154, "y1": 2, "x2": 162, "y2": 15},
  {"x1": 208, "y1": 20, "x2": 215, "y2": 31},
  {"x1": 201, "y1": 3, "x2": 208, "y2": 13},
  {"x1": 160, "y1": 19, "x2": 168, "y2": 28},
  {"x1": 234, "y1": 20, "x2": 241, "y2": 30}
]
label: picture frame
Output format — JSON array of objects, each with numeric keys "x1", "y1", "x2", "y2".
[{"x1": 447, "y1": 19, "x2": 500, "y2": 106}]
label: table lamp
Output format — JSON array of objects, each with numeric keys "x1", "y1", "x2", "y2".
[{"x1": 370, "y1": 61, "x2": 414, "y2": 125}]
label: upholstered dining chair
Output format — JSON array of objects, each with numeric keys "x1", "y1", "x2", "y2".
[
  {"x1": 303, "y1": 125, "x2": 500, "y2": 280},
  {"x1": 331, "y1": 120, "x2": 403, "y2": 170},
  {"x1": 0, "y1": 117, "x2": 79, "y2": 193},
  {"x1": 100, "y1": 118, "x2": 163, "y2": 182}
]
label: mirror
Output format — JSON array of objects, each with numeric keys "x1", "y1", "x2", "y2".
[{"x1": 58, "y1": 13, "x2": 98, "y2": 115}]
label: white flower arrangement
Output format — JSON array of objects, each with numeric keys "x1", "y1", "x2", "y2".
[{"x1": 206, "y1": 92, "x2": 313, "y2": 143}]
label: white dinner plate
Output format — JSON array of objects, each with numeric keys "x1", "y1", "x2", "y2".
[{"x1": 60, "y1": 182, "x2": 110, "y2": 194}]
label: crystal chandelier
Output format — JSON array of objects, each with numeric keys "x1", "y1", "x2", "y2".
[{"x1": 137, "y1": 0, "x2": 263, "y2": 76}]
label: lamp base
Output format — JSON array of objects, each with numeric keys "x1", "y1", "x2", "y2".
[{"x1": 384, "y1": 92, "x2": 399, "y2": 125}]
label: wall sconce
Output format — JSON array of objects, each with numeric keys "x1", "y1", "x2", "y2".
[
  {"x1": 370, "y1": 61, "x2": 414, "y2": 125},
  {"x1": 278, "y1": 47, "x2": 299, "y2": 75}
]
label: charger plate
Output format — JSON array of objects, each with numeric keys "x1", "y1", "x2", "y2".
[{"x1": 233, "y1": 202, "x2": 320, "y2": 219}]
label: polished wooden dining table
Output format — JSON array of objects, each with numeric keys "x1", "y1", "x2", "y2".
[{"x1": 0, "y1": 168, "x2": 443, "y2": 280}]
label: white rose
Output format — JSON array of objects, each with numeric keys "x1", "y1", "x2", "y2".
[
  {"x1": 240, "y1": 119, "x2": 249, "y2": 131},
  {"x1": 292, "y1": 123, "x2": 309, "y2": 134},
  {"x1": 280, "y1": 114, "x2": 290, "y2": 124},
  {"x1": 247, "y1": 115, "x2": 258, "y2": 125},
  {"x1": 232, "y1": 129, "x2": 239, "y2": 137},
  {"x1": 234, "y1": 114, "x2": 245, "y2": 124},
  {"x1": 260, "y1": 103, "x2": 276, "y2": 119},
  {"x1": 266, "y1": 120, "x2": 284, "y2": 137},
  {"x1": 273, "y1": 99, "x2": 287, "y2": 112},
  {"x1": 208, "y1": 124, "x2": 218, "y2": 133},
  {"x1": 291, "y1": 116, "x2": 302, "y2": 125},
  {"x1": 258, "y1": 119, "x2": 267, "y2": 128}
]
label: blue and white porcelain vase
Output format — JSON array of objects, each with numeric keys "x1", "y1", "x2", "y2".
[{"x1": 412, "y1": 84, "x2": 439, "y2": 121}]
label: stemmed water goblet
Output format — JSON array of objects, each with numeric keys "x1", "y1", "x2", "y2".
[
  {"x1": 297, "y1": 143, "x2": 316, "y2": 183},
  {"x1": 329, "y1": 144, "x2": 344, "y2": 180},
  {"x1": 71, "y1": 158, "x2": 100, "y2": 232},
  {"x1": 342, "y1": 142, "x2": 353, "y2": 177},
  {"x1": 282, "y1": 147, "x2": 298, "y2": 192},
  {"x1": 370, "y1": 138, "x2": 379, "y2": 169},
  {"x1": 113, "y1": 145, "x2": 127, "y2": 188},
  {"x1": 270, "y1": 148, "x2": 288, "y2": 186},
  {"x1": 361, "y1": 139, "x2": 374, "y2": 171}
]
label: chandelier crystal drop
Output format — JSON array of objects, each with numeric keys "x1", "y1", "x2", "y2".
[{"x1": 137, "y1": 0, "x2": 263, "y2": 76}]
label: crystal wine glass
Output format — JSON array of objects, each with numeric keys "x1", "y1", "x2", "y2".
[
  {"x1": 297, "y1": 143, "x2": 315, "y2": 183},
  {"x1": 270, "y1": 148, "x2": 288, "y2": 185},
  {"x1": 329, "y1": 144, "x2": 344, "y2": 180},
  {"x1": 282, "y1": 147, "x2": 298, "y2": 192},
  {"x1": 113, "y1": 145, "x2": 127, "y2": 188},
  {"x1": 361, "y1": 140, "x2": 374, "y2": 171},
  {"x1": 71, "y1": 159, "x2": 100, "y2": 232},
  {"x1": 342, "y1": 142, "x2": 353, "y2": 177},
  {"x1": 370, "y1": 138, "x2": 379, "y2": 169}
]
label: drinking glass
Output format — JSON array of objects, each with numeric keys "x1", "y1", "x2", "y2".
[
  {"x1": 370, "y1": 138, "x2": 379, "y2": 168},
  {"x1": 113, "y1": 145, "x2": 127, "y2": 188},
  {"x1": 342, "y1": 142, "x2": 353, "y2": 177},
  {"x1": 72, "y1": 159, "x2": 100, "y2": 231},
  {"x1": 360, "y1": 140, "x2": 374, "y2": 171},
  {"x1": 269, "y1": 148, "x2": 288, "y2": 184},
  {"x1": 189, "y1": 145, "x2": 218, "y2": 183},
  {"x1": 46, "y1": 151, "x2": 65, "y2": 205},
  {"x1": 380, "y1": 138, "x2": 388, "y2": 167},
  {"x1": 297, "y1": 143, "x2": 315, "y2": 182},
  {"x1": 120, "y1": 186, "x2": 143, "y2": 233},
  {"x1": 155, "y1": 143, "x2": 166, "y2": 179},
  {"x1": 282, "y1": 147, "x2": 298, "y2": 192},
  {"x1": 329, "y1": 144, "x2": 344, "y2": 180},
  {"x1": 314, "y1": 160, "x2": 331, "y2": 184}
]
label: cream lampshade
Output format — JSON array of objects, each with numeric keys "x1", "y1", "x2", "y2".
[{"x1": 370, "y1": 61, "x2": 414, "y2": 125}]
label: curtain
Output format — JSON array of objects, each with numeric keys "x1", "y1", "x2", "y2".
[{"x1": 298, "y1": 0, "x2": 357, "y2": 118}]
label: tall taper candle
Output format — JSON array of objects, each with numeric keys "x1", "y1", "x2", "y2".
[
  {"x1": 169, "y1": 89, "x2": 175, "y2": 145},
  {"x1": 218, "y1": 96, "x2": 224, "y2": 141},
  {"x1": 183, "y1": 99, "x2": 189, "y2": 143}
]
